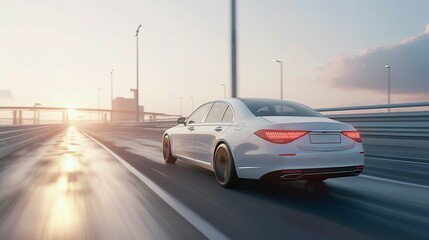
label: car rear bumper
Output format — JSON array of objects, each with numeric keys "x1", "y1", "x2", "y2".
[
  {"x1": 259, "y1": 165, "x2": 364, "y2": 181},
  {"x1": 233, "y1": 132, "x2": 365, "y2": 180},
  {"x1": 235, "y1": 150, "x2": 365, "y2": 179}
]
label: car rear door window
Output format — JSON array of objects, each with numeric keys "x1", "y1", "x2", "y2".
[
  {"x1": 205, "y1": 102, "x2": 228, "y2": 123},
  {"x1": 187, "y1": 103, "x2": 214, "y2": 124},
  {"x1": 221, "y1": 107, "x2": 233, "y2": 122}
]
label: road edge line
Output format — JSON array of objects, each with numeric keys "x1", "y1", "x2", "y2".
[
  {"x1": 360, "y1": 175, "x2": 429, "y2": 189},
  {"x1": 80, "y1": 129, "x2": 229, "y2": 240}
]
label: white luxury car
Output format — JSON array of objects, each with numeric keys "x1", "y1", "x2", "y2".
[{"x1": 162, "y1": 98, "x2": 364, "y2": 187}]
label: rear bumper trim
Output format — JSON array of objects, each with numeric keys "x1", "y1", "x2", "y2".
[{"x1": 260, "y1": 165, "x2": 364, "y2": 181}]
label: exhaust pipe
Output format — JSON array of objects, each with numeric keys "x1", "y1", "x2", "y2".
[
  {"x1": 353, "y1": 165, "x2": 364, "y2": 176},
  {"x1": 280, "y1": 173, "x2": 302, "y2": 180}
]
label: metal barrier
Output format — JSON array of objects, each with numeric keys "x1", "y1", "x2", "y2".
[
  {"x1": 316, "y1": 101, "x2": 429, "y2": 112},
  {"x1": 316, "y1": 102, "x2": 429, "y2": 149}
]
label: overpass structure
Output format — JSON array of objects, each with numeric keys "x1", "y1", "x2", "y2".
[
  {"x1": 0, "y1": 106, "x2": 180, "y2": 124},
  {"x1": 2, "y1": 101, "x2": 428, "y2": 125}
]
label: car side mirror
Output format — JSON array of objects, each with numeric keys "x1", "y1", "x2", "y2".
[{"x1": 177, "y1": 117, "x2": 187, "y2": 125}]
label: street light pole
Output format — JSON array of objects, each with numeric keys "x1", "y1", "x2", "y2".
[
  {"x1": 221, "y1": 84, "x2": 226, "y2": 98},
  {"x1": 110, "y1": 69, "x2": 114, "y2": 122},
  {"x1": 385, "y1": 65, "x2": 391, "y2": 112},
  {"x1": 135, "y1": 24, "x2": 142, "y2": 122},
  {"x1": 98, "y1": 88, "x2": 101, "y2": 123},
  {"x1": 273, "y1": 59, "x2": 283, "y2": 100},
  {"x1": 231, "y1": 0, "x2": 237, "y2": 98},
  {"x1": 178, "y1": 97, "x2": 183, "y2": 116},
  {"x1": 33, "y1": 103, "x2": 41, "y2": 124}
]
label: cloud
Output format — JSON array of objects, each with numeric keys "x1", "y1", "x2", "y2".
[
  {"x1": 322, "y1": 24, "x2": 429, "y2": 95},
  {"x1": 0, "y1": 89, "x2": 14, "y2": 99}
]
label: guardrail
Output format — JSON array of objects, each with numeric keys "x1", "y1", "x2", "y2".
[
  {"x1": 316, "y1": 101, "x2": 429, "y2": 112},
  {"x1": 316, "y1": 102, "x2": 429, "y2": 150}
]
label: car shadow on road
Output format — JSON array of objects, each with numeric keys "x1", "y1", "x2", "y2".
[
  {"x1": 232, "y1": 178, "x2": 423, "y2": 240},
  {"x1": 236, "y1": 179, "x2": 330, "y2": 200}
]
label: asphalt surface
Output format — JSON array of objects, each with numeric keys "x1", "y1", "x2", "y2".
[{"x1": 0, "y1": 124, "x2": 428, "y2": 239}]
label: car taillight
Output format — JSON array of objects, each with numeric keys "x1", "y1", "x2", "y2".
[
  {"x1": 255, "y1": 130, "x2": 309, "y2": 144},
  {"x1": 341, "y1": 131, "x2": 362, "y2": 142}
]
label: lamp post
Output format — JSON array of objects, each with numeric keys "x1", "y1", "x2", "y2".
[
  {"x1": 273, "y1": 59, "x2": 283, "y2": 100},
  {"x1": 33, "y1": 103, "x2": 41, "y2": 124},
  {"x1": 231, "y1": 0, "x2": 237, "y2": 98},
  {"x1": 385, "y1": 65, "x2": 391, "y2": 112},
  {"x1": 178, "y1": 97, "x2": 183, "y2": 116},
  {"x1": 110, "y1": 69, "x2": 114, "y2": 122},
  {"x1": 220, "y1": 84, "x2": 226, "y2": 98},
  {"x1": 135, "y1": 24, "x2": 142, "y2": 122},
  {"x1": 98, "y1": 88, "x2": 101, "y2": 123}
]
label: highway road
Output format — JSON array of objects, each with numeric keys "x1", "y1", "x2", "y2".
[{"x1": 0, "y1": 124, "x2": 428, "y2": 239}]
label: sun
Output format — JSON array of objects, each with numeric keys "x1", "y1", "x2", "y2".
[{"x1": 67, "y1": 107, "x2": 77, "y2": 118}]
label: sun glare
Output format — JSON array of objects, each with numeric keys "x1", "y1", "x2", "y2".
[
  {"x1": 67, "y1": 108, "x2": 77, "y2": 119},
  {"x1": 62, "y1": 154, "x2": 77, "y2": 172}
]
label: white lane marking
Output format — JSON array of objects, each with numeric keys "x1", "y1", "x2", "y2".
[
  {"x1": 81, "y1": 130, "x2": 228, "y2": 240},
  {"x1": 360, "y1": 175, "x2": 429, "y2": 189},
  {"x1": 153, "y1": 168, "x2": 170, "y2": 178},
  {"x1": 365, "y1": 156, "x2": 429, "y2": 166}
]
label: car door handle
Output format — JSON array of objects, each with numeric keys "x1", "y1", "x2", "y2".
[
  {"x1": 214, "y1": 126, "x2": 222, "y2": 132},
  {"x1": 188, "y1": 126, "x2": 195, "y2": 131}
]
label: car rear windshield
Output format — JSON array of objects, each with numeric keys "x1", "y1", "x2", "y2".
[{"x1": 241, "y1": 99, "x2": 323, "y2": 117}]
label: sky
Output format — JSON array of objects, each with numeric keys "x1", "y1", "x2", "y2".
[{"x1": 0, "y1": 0, "x2": 428, "y2": 116}]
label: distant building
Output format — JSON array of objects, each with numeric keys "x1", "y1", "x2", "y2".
[{"x1": 112, "y1": 90, "x2": 144, "y2": 122}]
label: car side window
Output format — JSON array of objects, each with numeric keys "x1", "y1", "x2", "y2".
[
  {"x1": 221, "y1": 106, "x2": 233, "y2": 122},
  {"x1": 205, "y1": 102, "x2": 228, "y2": 122},
  {"x1": 187, "y1": 103, "x2": 214, "y2": 124}
]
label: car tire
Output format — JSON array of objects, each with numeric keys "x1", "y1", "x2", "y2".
[
  {"x1": 163, "y1": 135, "x2": 177, "y2": 164},
  {"x1": 214, "y1": 143, "x2": 238, "y2": 188}
]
